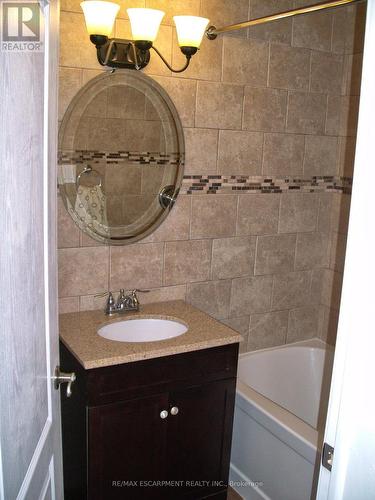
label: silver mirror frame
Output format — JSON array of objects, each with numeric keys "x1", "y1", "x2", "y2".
[{"x1": 58, "y1": 70, "x2": 185, "y2": 245}]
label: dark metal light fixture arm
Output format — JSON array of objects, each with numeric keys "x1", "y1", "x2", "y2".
[
  {"x1": 91, "y1": 36, "x2": 150, "y2": 70},
  {"x1": 96, "y1": 46, "x2": 106, "y2": 66},
  {"x1": 97, "y1": 40, "x2": 143, "y2": 70},
  {"x1": 92, "y1": 37, "x2": 193, "y2": 72},
  {"x1": 206, "y1": 0, "x2": 365, "y2": 39},
  {"x1": 151, "y1": 46, "x2": 192, "y2": 73},
  {"x1": 95, "y1": 39, "x2": 115, "y2": 66}
]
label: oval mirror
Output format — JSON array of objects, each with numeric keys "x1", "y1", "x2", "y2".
[{"x1": 58, "y1": 71, "x2": 184, "y2": 245}]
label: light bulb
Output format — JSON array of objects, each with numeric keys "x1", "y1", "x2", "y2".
[
  {"x1": 173, "y1": 16, "x2": 209, "y2": 48},
  {"x1": 80, "y1": 0, "x2": 119, "y2": 37},
  {"x1": 127, "y1": 8, "x2": 165, "y2": 42}
]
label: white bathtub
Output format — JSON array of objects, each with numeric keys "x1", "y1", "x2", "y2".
[{"x1": 229, "y1": 339, "x2": 334, "y2": 500}]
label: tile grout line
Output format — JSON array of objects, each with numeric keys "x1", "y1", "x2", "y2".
[
  {"x1": 253, "y1": 235, "x2": 259, "y2": 277},
  {"x1": 308, "y1": 49, "x2": 313, "y2": 93},
  {"x1": 235, "y1": 194, "x2": 240, "y2": 237},
  {"x1": 266, "y1": 41, "x2": 271, "y2": 88},
  {"x1": 161, "y1": 241, "x2": 167, "y2": 287},
  {"x1": 260, "y1": 132, "x2": 266, "y2": 175}
]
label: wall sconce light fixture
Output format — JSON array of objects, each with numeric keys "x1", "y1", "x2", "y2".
[
  {"x1": 82, "y1": 0, "x2": 364, "y2": 73},
  {"x1": 81, "y1": 1, "x2": 209, "y2": 73}
]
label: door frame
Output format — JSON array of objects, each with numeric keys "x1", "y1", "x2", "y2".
[{"x1": 316, "y1": 0, "x2": 375, "y2": 497}]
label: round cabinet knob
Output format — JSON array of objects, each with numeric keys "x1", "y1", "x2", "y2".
[
  {"x1": 160, "y1": 410, "x2": 169, "y2": 419},
  {"x1": 170, "y1": 406, "x2": 179, "y2": 416}
]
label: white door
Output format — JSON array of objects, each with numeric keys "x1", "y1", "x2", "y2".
[
  {"x1": 0, "y1": 1, "x2": 64, "y2": 499},
  {"x1": 316, "y1": 0, "x2": 375, "y2": 498}
]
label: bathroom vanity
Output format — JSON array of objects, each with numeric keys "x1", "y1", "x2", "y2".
[{"x1": 59, "y1": 301, "x2": 241, "y2": 500}]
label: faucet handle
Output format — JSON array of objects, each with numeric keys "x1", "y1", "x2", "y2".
[
  {"x1": 94, "y1": 290, "x2": 111, "y2": 298},
  {"x1": 127, "y1": 289, "x2": 149, "y2": 311},
  {"x1": 117, "y1": 289, "x2": 126, "y2": 306},
  {"x1": 131, "y1": 289, "x2": 150, "y2": 294},
  {"x1": 94, "y1": 291, "x2": 117, "y2": 315}
]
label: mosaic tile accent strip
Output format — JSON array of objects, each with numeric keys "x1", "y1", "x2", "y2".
[
  {"x1": 58, "y1": 151, "x2": 353, "y2": 195},
  {"x1": 181, "y1": 175, "x2": 352, "y2": 195},
  {"x1": 58, "y1": 150, "x2": 184, "y2": 166}
]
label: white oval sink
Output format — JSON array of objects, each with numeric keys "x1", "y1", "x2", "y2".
[{"x1": 98, "y1": 318, "x2": 188, "y2": 343}]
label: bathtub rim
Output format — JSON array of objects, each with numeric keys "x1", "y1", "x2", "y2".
[{"x1": 236, "y1": 338, "x2": 333, "y2": 464}]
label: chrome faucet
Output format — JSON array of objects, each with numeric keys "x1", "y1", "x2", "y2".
[{"x1": 96, "y1": 289, "x2": 149, "y2": 315}]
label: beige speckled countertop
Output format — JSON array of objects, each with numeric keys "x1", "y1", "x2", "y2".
[{"x1": 59, "y1": 300, "x2": 242, "y2": 369}]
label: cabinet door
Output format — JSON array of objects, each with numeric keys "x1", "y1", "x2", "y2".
[
  {"x1": 167, "y1": 379, "x2": 236, "y2": 499},
  {"x1": 88, "y1": 393, "x2": 169, "y2": 500}
]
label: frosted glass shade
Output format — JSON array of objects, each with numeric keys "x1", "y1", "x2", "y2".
[
  {"x1": 127, "y1": 8, "x2": 165, "y2": 42},
  {"x1": 173, "y1": 16, "x2": 209, "y2": 48},
  {"x1": 80, "y1": 1, "x2": 119, "y2": 36}
]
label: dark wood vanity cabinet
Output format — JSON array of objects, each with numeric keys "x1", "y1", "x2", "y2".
[{"x1": 60, "y1": 342, "x2": 239, "y2": 500}]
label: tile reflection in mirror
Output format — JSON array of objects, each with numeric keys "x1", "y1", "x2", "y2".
[{"x1": 58, "y1": 70, "x2": 185, "y2": 245}]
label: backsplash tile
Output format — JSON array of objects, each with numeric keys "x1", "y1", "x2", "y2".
[
  {"x1": 217, "y1": 130, "x2": 263, "y2": 175},
  {"x1": 110, "y1": 243, "x2": 164, "y2": 290},
  {"x1": 164, "y1": 240, "x2": 212, "y2": 286},
  {"x1": 271, "y1": 270, "x2": 312, "y2": 310},
  {"x1": 292, "y1": 7, "x2": 333, "y2": 52},
  {"x1": 195, "y1": 82, "x2": 244, "y2": 130},
  {"x1": 248, "y1": 0, "x2": 294, "y2": 44},
  {"x1": 295, "y1": 232, "x2": 330, "y2": 270},
  {"x1": 59, "y1": 296, "x2": 80, "y2": 314},
  {"x1": 222, "y1": 37, "x2": 269, "y2": 86},
  {"x1": 151, "y1": 76, "x2": 197, "y2": 127},
  {"x1": 286, "y1": 91, "x2": 327, "y2": 135},
  {"x1": 143, "y1": 195, "x2": 191, "y2": 243},
  {"x1": 57, "y1": 196, "x2": 80, "y2": 248},
  {"x1": 262, "y1": 133, "x2": 305, "y2": 177},
  {"x1": 278, "y1": 193, "x2": 319, "y2": 233},
  {"x1": 243, "y1": 87, "x2": 288, "y2": 132},
  {"x1": 236, "y1": 194, "x2": 281, "y2": 235},
  {"x1": 190, "y1": 195, "x2": 237, "y2": 238},
  {"x1": 248, "y1": 310, "x2": 289, "y2": 351},
  {"x1": 211, "y1": 236, "x2": 256, "y2": 280},
  {"x1": 255, "y1": 234, "x2": 297, "y2": 276},
  {"x1": 287, "y1": 305, "x2": 320, "y2": 342},
  {"x1": 310, "y1": 51, "x2": 344, "y2": 95},
  {"x1": 58, "y1": 247, "x2": 109, "y2": 296},
  {"x1": 268, "y1": 43, "x2": 311, "y2": 91},
  {"x1": 186, "y1": 280, "x2": 232, "y2": 320},
  {"x1": 184, "y1": 128, "x2": 218, "y2": 174},
  {"x1": 303, "y1": 136, "x2": 339, "y2": 177},
  {"x1": 230, "y1": 276, "x2": 273, "y2": 317}
]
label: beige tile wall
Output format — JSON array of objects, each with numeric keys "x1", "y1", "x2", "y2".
[{"x1": 58, "y1": 0, "x2": 366, "y2": 352}]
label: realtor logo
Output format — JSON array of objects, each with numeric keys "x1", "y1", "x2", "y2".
[{"x1": 1, "y1": 1, "x2": 43, "y2": 52}]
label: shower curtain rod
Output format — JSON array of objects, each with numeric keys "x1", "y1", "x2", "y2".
[{"x1": 206, "y1": 0, "x2": 365, "y2": 39}]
